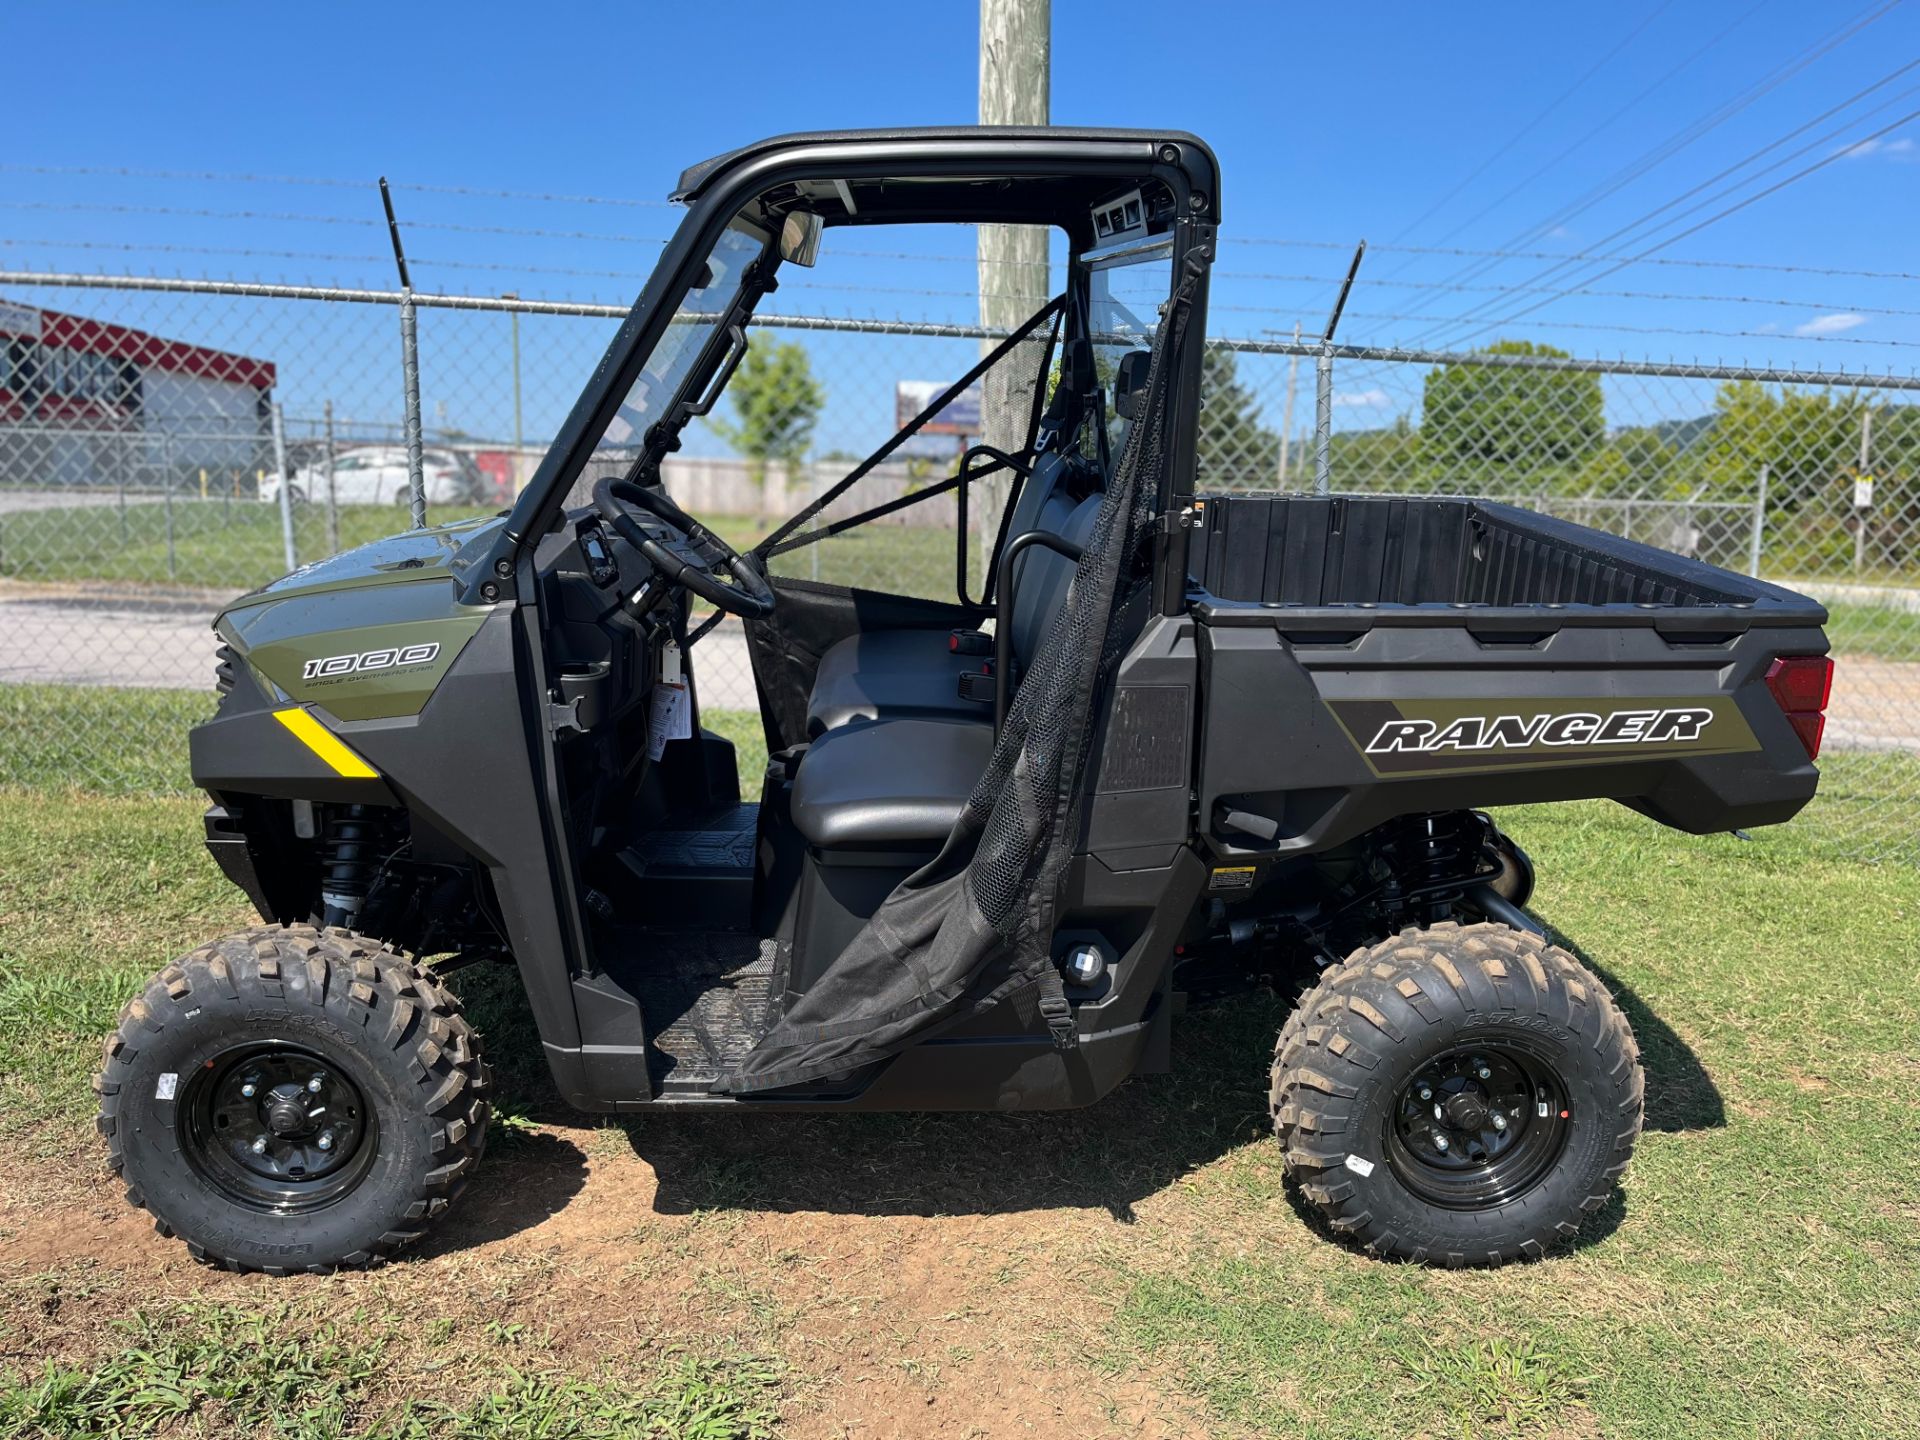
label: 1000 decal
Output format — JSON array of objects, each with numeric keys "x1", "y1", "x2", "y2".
[{"x1": 301, "y1": 642, "x2": 441, "y2": 681}]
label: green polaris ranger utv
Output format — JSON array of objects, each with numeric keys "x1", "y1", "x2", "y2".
[{"x1": 96, "y1": 128, "x2": 1835, "y2": 1271}]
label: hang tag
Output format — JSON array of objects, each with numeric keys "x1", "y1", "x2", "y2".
[
  {"x1": 647, "y1": 682, "x2": 691, "y2": 761},
  {"x1": 660, "y1": 640, "x2": 682, "y2": 686}
]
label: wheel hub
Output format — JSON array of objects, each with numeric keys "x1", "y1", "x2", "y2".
[
  {"x1": 182, "y1": 1045, "x2": 376, "y2": 1211},
  {"x1": 1386, "y1": 1045, "x2": 1570, "y2": 1210},
  {"x1": 1441, "y1": 1090, "x2": 1491, "y2": 1131}
]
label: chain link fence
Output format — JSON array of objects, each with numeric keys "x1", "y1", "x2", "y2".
[{"x1": 1, "y1": 273, "x2": 1913, "y2": 861}]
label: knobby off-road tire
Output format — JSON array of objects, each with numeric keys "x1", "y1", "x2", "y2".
[
  {"x1": 1271, "y1": 921, "x2": 1643, "y2": 1266},
  {"x1": 95, "y1": 925, "x2": 490, "y2": 1274}
]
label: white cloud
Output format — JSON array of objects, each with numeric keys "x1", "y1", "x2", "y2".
[
  {"x1": 1548, "y1": 225, "x2": 1576, "y2": 240},
  {"x1": 1333, "y1": 388, "x2": 1390, "y2": 408},
  {"x1": 1841, "y1": 136, "x2": 1916, "y2": 160},
  {"x1": 1796, "y1": 313, "x2": 1866, "y2": 336}
]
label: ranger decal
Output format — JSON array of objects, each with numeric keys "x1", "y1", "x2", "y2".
[
  {"x1": 1326, "y1": 696, "x2": 1761, "y2": 777},
  {"x1": 1366, "y1": 707, "x2": 1715, "y2": 754}
]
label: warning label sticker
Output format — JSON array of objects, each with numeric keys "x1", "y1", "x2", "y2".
[{"x1": 1208, "y1": 865, "x2": 1257, "y2": 891}]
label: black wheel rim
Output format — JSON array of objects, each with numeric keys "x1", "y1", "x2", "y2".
[
  {"x1": 1384, "y1": 1042, "x2": 1569, "y2": 1211},
  {"x1": 181, "y1": 1042, "x2": 378, "y2": 1213}
]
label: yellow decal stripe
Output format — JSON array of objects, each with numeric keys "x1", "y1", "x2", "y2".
[{"x1": 273, "y1": 708, "x2": 380, "y2": 779}]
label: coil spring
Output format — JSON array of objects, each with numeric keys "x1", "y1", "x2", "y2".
[
  {"x1": 1374, "y1": 811, "x2": 1485, "y2": 898},
  {"x1": 318, "y1": 805, "x2": 392, "y2": 926}
]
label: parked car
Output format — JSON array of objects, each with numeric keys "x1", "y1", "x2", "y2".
[{"x1": 259, "y1": 445, "x2": 482, "y2": 506}]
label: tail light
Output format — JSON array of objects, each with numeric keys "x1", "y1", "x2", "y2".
[{"x1": 1765, "y1": 655, "x2": 1833, "y2": 760}]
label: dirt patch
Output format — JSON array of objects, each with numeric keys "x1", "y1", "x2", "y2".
[{"x1": 0, "y1": 1117, "x2": 1216, "y2": 1437}]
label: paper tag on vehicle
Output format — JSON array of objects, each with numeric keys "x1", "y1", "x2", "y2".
[
  {"x1": 1343, "y1": 1153, "x2": 1375, "y2": 1178},
  {"x1": 155, "y1": 1072, "x2": 178, "y2": 1101},
  {"x1": 647, "y1": 682, "x2": 692, "y2": 761}
]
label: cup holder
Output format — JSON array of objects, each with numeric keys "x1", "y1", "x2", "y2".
[{"x1": 554, "y1": 660, "x2": 610, "y2": 733}]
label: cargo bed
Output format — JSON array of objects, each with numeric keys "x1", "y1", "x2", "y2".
[{"x1": 1186, "y1": 494, "x2": 1831, "y2": 855}]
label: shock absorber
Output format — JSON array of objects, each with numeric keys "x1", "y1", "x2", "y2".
[{"x1": 318, "y1": 804, "x2": 388, "y2": 930}]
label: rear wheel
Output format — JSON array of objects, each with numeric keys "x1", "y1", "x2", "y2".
[
  {"x1": 1271, "y1": 921, "x2": 1642, "y2": 1266},
  {"x1": 95, "y1": 925, "x2": 490, "y2": 1273}
]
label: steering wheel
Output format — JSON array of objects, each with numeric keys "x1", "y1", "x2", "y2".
[{"x1": 592, "y1": 476, "x2": 776, "y2": 619}]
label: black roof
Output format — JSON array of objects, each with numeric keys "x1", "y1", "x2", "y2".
[{"x1": 670, "y1": 125, "x2": 1217, "y2": 205}]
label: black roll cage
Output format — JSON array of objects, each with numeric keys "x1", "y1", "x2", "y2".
[{"x1": 467, "y1": 128, "x2": 1219, "y2": 616}]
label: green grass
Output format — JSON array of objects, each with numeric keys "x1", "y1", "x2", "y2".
[
  {"x1": 0, "y1": 1300, "x2": 778, "y2": 1439},
  {"x1": 2, "y1": 689, "x2": 1917, "y2": 1434},
  {"x1": 0, "y1": 501, "x2": 497, "y2": 592},
  {"x1": 1822, "y1": 598, "x2": 1920, "y2": 663},
  {"x1": 1106, "y1": 800, "x2": 1920, "y2": 1438},
  {"x1": 2, "y1": 782, "x2": 1915, "y2": 1435},
  {"x1": 0, "y1": 500, "x2": 978, "y2": 604}
]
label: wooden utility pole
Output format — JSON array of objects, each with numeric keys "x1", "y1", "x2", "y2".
[
  {"x1": 976, "y1": 0, "x2": 1050, "y2": 586},
  {"x1": 978, "y1": 0, "x2": 1050, "y2": 333}
]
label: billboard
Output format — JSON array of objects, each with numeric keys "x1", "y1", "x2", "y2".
[{"x1": 894, "y1": 379, "x2": 983, "y2": 437}]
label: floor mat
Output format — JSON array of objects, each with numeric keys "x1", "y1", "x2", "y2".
[
  {"x1": 628, "y1": 931, "x2": 786, "y2": 1089},
  {"x1": 624, "y1": 802, "x2": 758, "y2": 872}
]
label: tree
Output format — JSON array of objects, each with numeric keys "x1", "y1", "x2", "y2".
[
  {"x1": 710, "y1": 339, "x2": 824, "y2": 487},
  {"x1": 1419, "y1": 340, "x2": 1604, "y2": 494},
  {"x1": 1198, "y1": 346, "x2": 1280, "y2": 488},
  {"x1": 1572, "y1": 425, "x2": 1681, "y2": 500}
]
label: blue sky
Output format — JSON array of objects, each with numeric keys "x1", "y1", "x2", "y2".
[{"x1": 6, "y1": 0, "x2": 1920, "y2": 444}]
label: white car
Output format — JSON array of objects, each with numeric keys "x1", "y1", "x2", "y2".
[{"x1": 260, "y1": 446, "x2": 480, "y2": 506}]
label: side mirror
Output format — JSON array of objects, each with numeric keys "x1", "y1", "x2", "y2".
[
  {"x1": 779, "y1": 211, "x2": 823, "y2": 268},
  {"x1": 1112, "y1": 348, "x2": 1153, "y2": 421}
]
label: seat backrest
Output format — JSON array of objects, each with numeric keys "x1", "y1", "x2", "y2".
[
  {"x1": 1001, "y1": 451, "x2": 1070, "y2": 549},
  {"x1": 1009, "y1": 493, "x2": 1101, "y2": 668}
]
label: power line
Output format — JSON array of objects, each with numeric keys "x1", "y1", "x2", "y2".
[
  {"x1": 1415, "y1": 0, "x2": 1772, "y2": 252},
  {"x1": 1402, "y1": 59, "x2": 1920, "y2": 346},
  {"x1": 1225, "y1": 236, "x2": 1920, "y2": 283},
  {"x1": 1398, "y1": 0, "x2": 1900, "y2": 344},
  {"x1": 1439, "y1": 102, "x2": 1920, "y2": 350},
  {"x1": 1492, "y1": 0, "x2": 1900, "y2": 257},
  {"x1": 1386, "y1": 1, "x2": 1677, "y2": 244}
]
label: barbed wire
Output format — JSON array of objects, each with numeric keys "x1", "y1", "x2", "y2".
[
  {"x1": 3, "y1": 247, "x2": 1911, "y2": 351},
  {"x1": 0, "y1": 163, "x2": 675, "y2": 207},
  {"x1": 14, "y1": 238, "x2": 1916, "y2": 325},
  {"x1": 0, "y1": 201, "x2": 673, "y2": 245}
]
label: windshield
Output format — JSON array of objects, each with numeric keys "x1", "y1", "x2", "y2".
[
  {"x1": 592, "y1": 218, "x2": 768, "y2": 464},
  {"x1": 1086, "y1": 239, "x2": 1174, "y2": 453}
]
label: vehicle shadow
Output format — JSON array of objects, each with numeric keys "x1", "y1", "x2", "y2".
[
  {"x1": 1537, "y1": 916, "x2": 1727, "y2": 1133},
  {"x1": 451, "y1": 925, "x2": 1715, "y2": 1244},
  {"x1": 414, "y1": 1128, "x2": 591, "y2": 1258},
  {"x1": 625, "y1": 995, "x2": 1292, "y2": 1223}
]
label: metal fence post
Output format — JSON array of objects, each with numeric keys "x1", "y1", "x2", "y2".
[
  {"x1": 380, "y1": 177, "x2": 428, "y2": 529},
  {"x1": 1312, "y1": 345, "x2": 1333, "y2": 496},
  {"x1": 161, "y1": 434, "x2": 176, "y2": 582},
  {"x1": 1748, "y1": 463, "x2": 1769, "y2": 578},
  {"x1": 271, "y1": 402, "x2": 297, "y2": 574},
  {"x1": 323, "y1": 399, "x2": 340, "y2": 557},
  {"x1": 400, "y1": 293, "x2": 426, "y2": 529}
]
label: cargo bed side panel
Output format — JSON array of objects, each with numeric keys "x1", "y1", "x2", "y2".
[{"x1": 1195, "y1": 617, "x2": 1826, "y2": 858}]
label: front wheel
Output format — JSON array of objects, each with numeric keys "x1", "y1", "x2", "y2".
[
  {"x1": 1271, "y1": 922, "x2": 1642, "y2": 1266},
  {"x1": 95, "y1": 925, "x2": 490, "y2": 1273}
]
